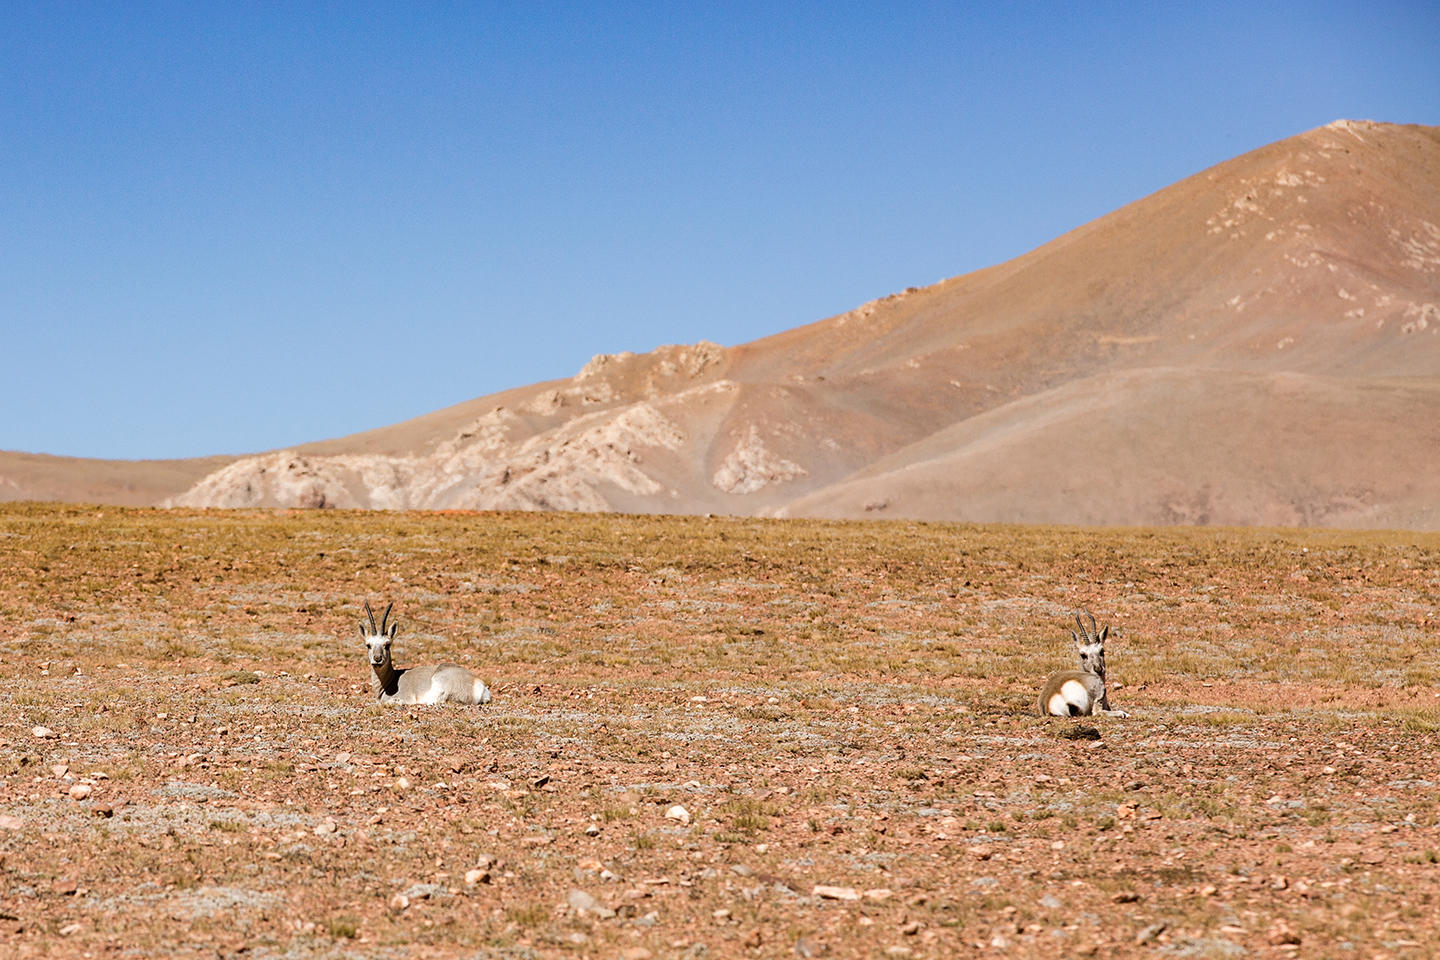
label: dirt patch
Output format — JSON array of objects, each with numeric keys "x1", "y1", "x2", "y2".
[{"x1": 1, "y1": 505, "x2": 1438, "y2": 957}]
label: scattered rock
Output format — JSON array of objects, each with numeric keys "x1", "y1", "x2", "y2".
[
  {"x1": 1136, "y1": 922, "x2": 1167, "y2": 944},
  {"x1": 50, "y1": 764, "x2": 69, "y2": 778},
  {"x1": 812, "y1": 885, "x2": 860, "y2": 901},
  {"x1": 313, "y1": 818, "x2": 339, "y2": 836},
  {"x1": 388, "y1": 894, "x2": 409, "y2": 912},
  {"x1": 1111, "y1": 890, "x2": 1140, "y2": 903},
  {"x1": 665, "y1": 804, "x2": 692, "y2": 825},
  {"x1": 863, "y1": 888, "x2": 893, "y2": 901},
  {"x1": 31, "y1": 726, "x2": 55, "y2": 739},
  {"x1": 567, "y1": 888, "x2": 615, "y2": 919},
  {"x1": 1268, "y1": 923, "x2": 1301, "y2": 946},
  {"x1": 464, "y1": 869, "x2": 490, "y2": 886},
  {"x1": 68, "y1": 784, "x2": 92, "y2": 801}
]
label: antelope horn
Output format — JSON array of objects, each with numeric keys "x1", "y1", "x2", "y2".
[
  {"x1": 364, "y1": 600, "x2": 377, "y2": 635},
  {"x1": 1074, "y1": 611, "x2": 1090, "y2": 642},
  {"x1": 1086, "y1": 609, "x2": 1100, "y2": 639},
  {"x1": 380, "y1": 602, "x2": 393, "y2": 636}
]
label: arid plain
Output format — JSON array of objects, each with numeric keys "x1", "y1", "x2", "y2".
[{"x1": 2, "y1": 504, "x2": 1438, "y2": 959}]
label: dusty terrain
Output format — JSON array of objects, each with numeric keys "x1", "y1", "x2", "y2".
[
  {"x1": 5, "y1": 120, "x2": 1440, "y2": 528},
  {"x1": 2, "y1": 503, "x2": 1438, "y2": 958}
]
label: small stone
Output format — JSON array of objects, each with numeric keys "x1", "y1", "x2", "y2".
[
  {"x1": 1136, "y1": 922, "x2": 1167, "y2": 944},
  {"x1": 900, "y1": 920, "x2": 922, "y2": 935},
  {"x1": 713, "y1": 908, "x2": 731, "y2": 921},
  {"x1": 52, "y1": 878, "x2": 78, "y2": 896},
  {"x1": 92, "y1": 803, "x2": 115, "y2": 818},
  {"x1": 567, "y1": 888, "x2": 615, "y2": 919},
  {"x1": 584, "y1": 824, "x2": 601, "y2": 836},
  {"x1": 59, "y1": 922, "x2": 82, "y2": 936},
  {"x1": 464, "y1": 868, "x2": 490, "y2": 885},
  {"x1": 394, "y1": 777, "x2": 411, "y2": 790},
  {"x1": 620, "y1": 949, "x2": 653, "y2": 960},
  {"x1": 335, "y1": 751, "x2": 351, "y2": 763},
  {"x1": 600, "y1": 869, "x2": 620, "y2": 882},
  {"x1": 886, "y1": 947, "x2": 913, "y2": 957},
  {"x1": 812, "y1": 885, "x2": 860, "y2": 901},
  {"x1": 863, "y1": 888, "x2": 893, "y2": 901},
  {"x1": 50, "y1": 764, "x2": 69, "y2": 778},
  {"x1": 313, "y1": 818, "x2": 339, "y2": 836},
  {"x1": 1111, "y1": 890, "x2": 1140, "y2": 903},
  {"x1": 68, "y1": 784, "x2": 92, "y2": 801},
  {"x1": 389, "y1": 894, "x2": 410, "y2": 911},
  {"x1": 31, "y1": 726, "x2": 55, "y2": 739},
  {"x1": 1198, "y1": 884, "x2": 1218, "y2": 897},
  {"x1": 968, "y1": 847, "x2": 992, "y2": 860},
  {"x1": 665, "y1": 804, "x2": 691, "y2": 825},
  {"x1": 1268, "y1": 924, "x2": 1301, "y2": 946}
]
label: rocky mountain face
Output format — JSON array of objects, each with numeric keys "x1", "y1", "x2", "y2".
[{"x1": 9, "y1": 121, "x2": 1440, "y2": 528}]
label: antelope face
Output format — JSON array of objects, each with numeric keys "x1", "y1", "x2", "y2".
[
  {"x1": 366, "y1": 633, "x2": 393, "y2": 667},
  {"x1": 1075, "y1": 637, "x2": 1106, "y2": 677}
]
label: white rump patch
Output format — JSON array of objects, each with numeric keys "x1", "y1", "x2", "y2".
[
  {"x1": 1047, "y1": 679, "x2": 1092, "y2": 716},
  {"x1": 419, "y1": 682, "x2": 449, "y2": 705}
]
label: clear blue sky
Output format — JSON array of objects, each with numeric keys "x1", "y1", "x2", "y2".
[{"x1": 3, "y1": 2, "x2": 1437, "y2": 460}]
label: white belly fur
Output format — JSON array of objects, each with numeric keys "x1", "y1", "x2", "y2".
[{"x1": 419, "y1": 681, "x2": 449, "y2": 705}]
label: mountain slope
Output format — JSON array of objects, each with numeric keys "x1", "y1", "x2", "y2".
[{"x1": 9, "y1": 120, "x2": 1440, "y2": 527}]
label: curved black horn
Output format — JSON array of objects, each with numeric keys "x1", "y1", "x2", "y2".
[
  {"x1": 1086, "y1": 609, "x2": 1099, "y2": 639},
  {"x1": 1074, "y1": 611, "x2": 1089, "y2": 642},
  {"x1": 364, "y1": 600, "x2": 377, "y2": 634},
  {"x1": 380, "y1": 602, "x2": 393, "y2": 636}
]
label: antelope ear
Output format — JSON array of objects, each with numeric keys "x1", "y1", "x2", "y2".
[
  {"x1": 359, "y1": 623, "x2": 367, "y2": 639},
  {"x1": 389, "y1": 622, "x2": 398, "y2": 639},
  {"x1": 1070, "y1": 629, "x2": 1083, "y2": 648},
  {"x1": 1098, "y1": 625, "x2": 1110, "y2": 643}
]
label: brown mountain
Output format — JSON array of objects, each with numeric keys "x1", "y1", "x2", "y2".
[{"x1": 5, "y1": 120, "x2": 1439, "y2": 528}]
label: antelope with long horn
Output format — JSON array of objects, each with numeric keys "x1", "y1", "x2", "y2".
[
  {"x1": 360, "y1": 601, "x2": 493, "y2": 706},
  {"x1": 1038, "y1": 610, "x2": 1129, "y2": 717}
]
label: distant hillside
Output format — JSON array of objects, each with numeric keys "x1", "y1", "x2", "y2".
[{"x1": 7, "y1": 120, "x2": 1440, "y2": 528}]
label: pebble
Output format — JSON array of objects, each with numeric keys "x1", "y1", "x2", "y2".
[
  {"x1": 388, "y1": 894, "x2": 409, "y2": 912},
  {"x1": 567, "y1": 888, "x2": 615, "y2": 919},
  {"x1": 665, "y1": 805, "x2": 691, "y2": 825},
  {"x1": 464, "y1": 869, "x2": 490, "y2": 885},
  {"x1": 313, "y1": 818, "x2": 339, "y2": 836},
  {"x1": 32, "y1": 726, "x2": 56, "y2": 739},
  {"x1": 50, "y1": 764, "x2": 69, "y2": 778},
  {"x1": 620, "y1": 949, "x2": 653, "y2": 960},
  {"x1": 812, "y1": 885, "x2": 860, "y2": 901},
  {"x1": 1136, "y1": 923, "x2": 1167, "y2": 944},
  {"x1": 68, "y1": 784, "x2": 92, "y2": 801},
  {"x1": 863, "y1": 888, "x2": 893, "y2": 901}
]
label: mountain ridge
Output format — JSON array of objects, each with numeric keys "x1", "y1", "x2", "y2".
[{"x1": 5, "y1": 120, "x2": 1438, "y2": 528}]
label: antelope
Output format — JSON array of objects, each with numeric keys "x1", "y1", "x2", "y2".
[
  {"x1": 361, "y1": 601, "x2": 493, "y2": 706},
  {"x1": 1038, "y1": 610, "x2": 1129, "y2": 717}
]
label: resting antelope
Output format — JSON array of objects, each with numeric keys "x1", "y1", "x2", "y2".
[
  {"x1": 1038, "y1": 610, "x2": 1129, "y2": 717},
  {"x1": 361, "y1": 601, "x2": 492, "y2": 706}
]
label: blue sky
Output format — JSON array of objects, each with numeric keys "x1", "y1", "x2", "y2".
[{"x1": 3, "y1": 2, "x2": 1437, "y2": 460}]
